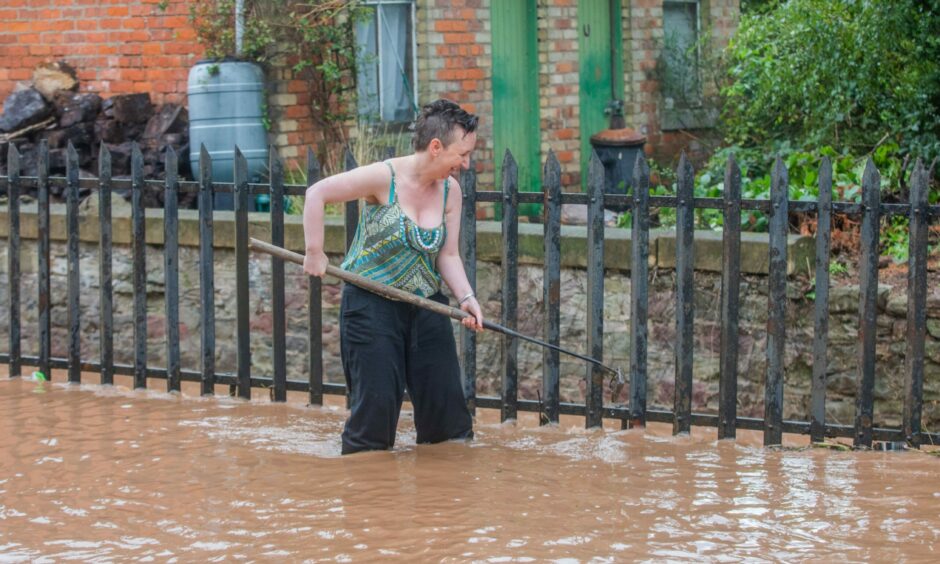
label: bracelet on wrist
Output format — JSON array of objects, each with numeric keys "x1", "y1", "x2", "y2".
[{"x1": 458, "y1": 291, "x2": 475, "y2": 305}]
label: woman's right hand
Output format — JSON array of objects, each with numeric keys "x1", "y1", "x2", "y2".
[{"x1": 304, "y1": 250, "x2": 329, "y2": 277}]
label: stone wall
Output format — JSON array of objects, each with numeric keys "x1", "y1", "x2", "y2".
[{"x1": 1, "y1": 206, "x2": 938, "y2": 429}]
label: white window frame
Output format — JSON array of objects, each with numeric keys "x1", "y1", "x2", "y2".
[{"x1": 358, "y1": 0, "x2": 418, "y2": 124}]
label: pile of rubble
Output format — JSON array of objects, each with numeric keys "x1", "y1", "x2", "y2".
[{"x1": 0, "y1": 61, "x2": 191, "y2": 207}]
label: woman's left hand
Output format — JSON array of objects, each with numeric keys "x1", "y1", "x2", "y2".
[{"x1": 460, "y1": 297, "x2": 484, "y2": 332}]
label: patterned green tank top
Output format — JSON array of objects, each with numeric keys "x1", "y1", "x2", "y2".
[{"x1": 340, "y1": 161, "x2": 449, "y2": 297}]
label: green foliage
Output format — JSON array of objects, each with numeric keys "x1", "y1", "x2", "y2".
[
  {"x1": 634, "y1": 0, "x2": 940, "y2": 263},
  {"x1": 829, "y1": 260, "x2": 848, "y2": 276},
  {"x1": 806, "y1": 259, "x2": 849, "y2": 300},
  {"x1": 882, "y1": 217, "x2": 911, "y2": 264},
  {"x1": 627, "y1": 140, "x2": 938, "y2": 262},
  {"x1": 722, "y1": 0, "x2": 940, "y2": 160},
  {"x1": 739, "y1": 0, "x2": 780, "y2": 13},
  {"x1": 188, "y1": 0, "x2": 369, "y2": 143}
]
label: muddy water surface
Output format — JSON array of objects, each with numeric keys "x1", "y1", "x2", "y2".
[{"x1": 1, "y1": 376, "x2": 939, "y2": 562}]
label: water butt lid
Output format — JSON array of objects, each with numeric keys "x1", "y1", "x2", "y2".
[{"x1": 589, "y1": 128, "x2": 646, "y2": 147}]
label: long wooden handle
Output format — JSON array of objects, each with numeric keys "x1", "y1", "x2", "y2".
[
  {"x1": 248, "y1": 238, "x2": 470, "y2": 323},
  {"x1": 249, "y1": 238, "x2": 624, "y2": 380}
]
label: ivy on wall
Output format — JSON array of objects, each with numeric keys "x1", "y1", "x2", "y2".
[{"x1": 188, "y1": 0, "x2": 369, "y2": 145}]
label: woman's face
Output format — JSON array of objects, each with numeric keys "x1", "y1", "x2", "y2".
[{"x1": 433, "y1": 129, "x2": 477, "y2": 180}]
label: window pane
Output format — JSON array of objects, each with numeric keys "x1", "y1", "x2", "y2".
[
  {"x1": 663, "y1": 2, "x2": 700, "y2": 107},
  {"x1": 355, "y1": 7, "x2": 379, "y2": 119},
  {"x1": 378, "y1": 3, "x2": 415, "y2": 122}
]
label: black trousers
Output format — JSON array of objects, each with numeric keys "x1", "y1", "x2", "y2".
[{"x1": 339, "y1": 283, "x2": 474, "y2": 454}]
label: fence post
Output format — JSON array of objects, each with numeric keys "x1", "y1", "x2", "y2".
[
  {"x1": 629, "y1": 153, "x2": 650, "y2": 428},
  {"x1": 198, "y1": 145, "x2": 216, "y2": 395},
  {"x1": 854, "y1": 159, "x2": 881, "y2": 448},
  {"x1": 97, "y1": 144, "x2": 113, "y2": 385},
  {"x1": 810, "y1": 157, "x2": 833, "y2": 442},
  {"x1": 586, "y1": 151, "x2": 605, "y2": 428},
  {"x1": 903, "y1": 160, "x2": 929, "y2": 448},
  {"x1": 37, "y1": 142, "x2": 51, "y2": 381},
  {"x1": 164, "y1": 148, "x2": 181, "y2": 393},
  {"x1": 306, "y1": 148, "x2": 323, "y2": 406},
  {"x1": 542, "y1": 151, "x2": 562, "y2": 425},
  {"x1": 270, "y1": 146, "x2": 287, "y2": 402},
  {"x1": 131, "y1": 143, "x2": 147, "y2": 389},
  {"x1": 718, "y1": 154, "x2": 741, "y2": 440},
  {"x1": 500, "y1": 149, "x2": 519, "y2": 422},
  {"x1": 66, "y1": 143, "x2": 81, "y2": 384},
  {"x1": 234, "y1": 147, "x2": 252, "y2": 400},
  {"x1": 459, "y1": 160, "x2": 478, "y2": 415},
  {"x1": 674, "y1": 152, "x2": 694, "y2": 435},
  {"x1": 6, "y1": 143, "x2": 20, "y2": 378},
  {"x1": 764, "y1": 157, "x2": 788, "y2": 446}
]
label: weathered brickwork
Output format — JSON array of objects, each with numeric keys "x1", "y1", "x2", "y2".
[
  {"x1": 0, "y1": 0, "x2": 323, "y2": 173},
  {"x1": 1, "y1": 0, "x2": 739, "y2": 180},
  {"x1": 626, "y1": 0, "x2": 740, "y2": 164},
  {"x1": 416, "y1": 0, "x2": 739, "y2": 189},
  {"x1": 0, "y1": 0, "x2": 198, "y2": 106},
  {"x1": 417, "y1": 0, "x2": 495, "y2": 189},
  {"x1": 539, "y1": 0, "x2": 582, "y2": 189}
]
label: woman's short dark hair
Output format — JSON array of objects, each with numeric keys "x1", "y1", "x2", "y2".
[{"x1": 412, "y1": 99, "x2": 478, "y2": 151}]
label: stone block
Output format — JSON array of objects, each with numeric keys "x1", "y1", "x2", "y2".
[
  {"x1": 472, "y1": 222, "x2": 651, "y2": 271},
  {"x1": 827, "y1": 284, "x2": 893, "y2": 314},
  {"x1": 885, "y1": 294, "x2": 908, "y2": 317},
  {"x1": 828, "y1": 286, "x2": 859, "y2": 314},
  {"x1": 655, "y1": 230, "x2": 813, "y2": 275},
  {"x1": 928, "y1": 320, "x2": 940, "y2": 340},
  {"x1": 110, "y1": 93, "x2": 153, "y2": 125},
  {"x1": 0, "y1": 88, "x2": 53, "y2": 132},
  {"x1": 927, "y1": 340, "x2": 940, "y2": 364}
]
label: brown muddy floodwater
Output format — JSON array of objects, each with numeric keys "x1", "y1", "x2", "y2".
[{"x1": 1, "y1": 376, "x2": 939, "y2": 562}]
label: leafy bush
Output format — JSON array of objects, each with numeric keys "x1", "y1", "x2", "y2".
[
  {"x1": 721, "y1": 0, "x2": 940, "y2": 161},
  {"x1": 621, "y1": 141, "x2": 936, "y2": 262},
  {"x1": 634, "y1": 0, "x2": 940, "y2": 262}
]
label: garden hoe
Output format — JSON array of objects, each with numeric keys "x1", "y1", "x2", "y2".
[{"x1": 249, "y1": 238, "x2": 625, "y2": 389}]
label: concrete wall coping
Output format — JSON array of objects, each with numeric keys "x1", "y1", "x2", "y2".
[{"x1": 0, "y1": 203, "x2": 814, "y2": 275}]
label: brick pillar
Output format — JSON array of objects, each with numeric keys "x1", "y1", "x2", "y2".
[{"x1": 418, "y1": 0, "x2": 494, "y2": 188}]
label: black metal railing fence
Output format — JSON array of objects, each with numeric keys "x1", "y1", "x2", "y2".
[{"x1": 1, "y1": 140, "x2": 938, "y2": 448}]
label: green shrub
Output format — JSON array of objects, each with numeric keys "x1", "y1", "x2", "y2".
[{"x1": 721, "y1": 0, "x2": 940, "y2": 161}]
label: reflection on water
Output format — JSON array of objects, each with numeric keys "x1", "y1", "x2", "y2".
[{"x1": 1, "y1": 376, "x2": 938, "y2": 562}]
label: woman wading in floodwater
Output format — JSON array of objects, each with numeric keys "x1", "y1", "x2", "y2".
[{"x1": 302, "y1": 100, "x2": 483, "y2": 455}]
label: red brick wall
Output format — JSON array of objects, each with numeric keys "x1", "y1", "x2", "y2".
[
  {"x1": 0, "y1": 0, "x2": 323, "y2": 173},
  {"x1": 540, "y1": 0, "x2": 582, "y2": 189},
  {"x1": 1, "y1": 0, "x2": 738, "y2": 177},
  {"x1": 418, "y1": 0, "x2": 740, "y2": 191},
  {"x1": 626, "y1": 0, "x2": 740, "y2": 166},
  {"x1": 417, "y1": 0, "x2": 494, "y2": 189},
  {"x1": 264, "y1": 65, "x2": 326, "y2": 175},
  {"x1": 0, "y1": 0, "x2": 199, "y2": 105}
]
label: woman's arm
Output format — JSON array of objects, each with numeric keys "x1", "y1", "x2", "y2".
[
  {"x1": 436, "y1": 177, "x2": 483, "y2": 331},
  {"x1": 303, "y1": 162, "x2": 387, "y2": 277}
]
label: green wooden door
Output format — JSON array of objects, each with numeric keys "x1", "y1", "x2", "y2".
[
  {"x1": 579, "y1": 0, "x2": 623, "y2": 190},
  {"x1": 491, "y1": 0, "x2": 540, "y2": 205}
]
